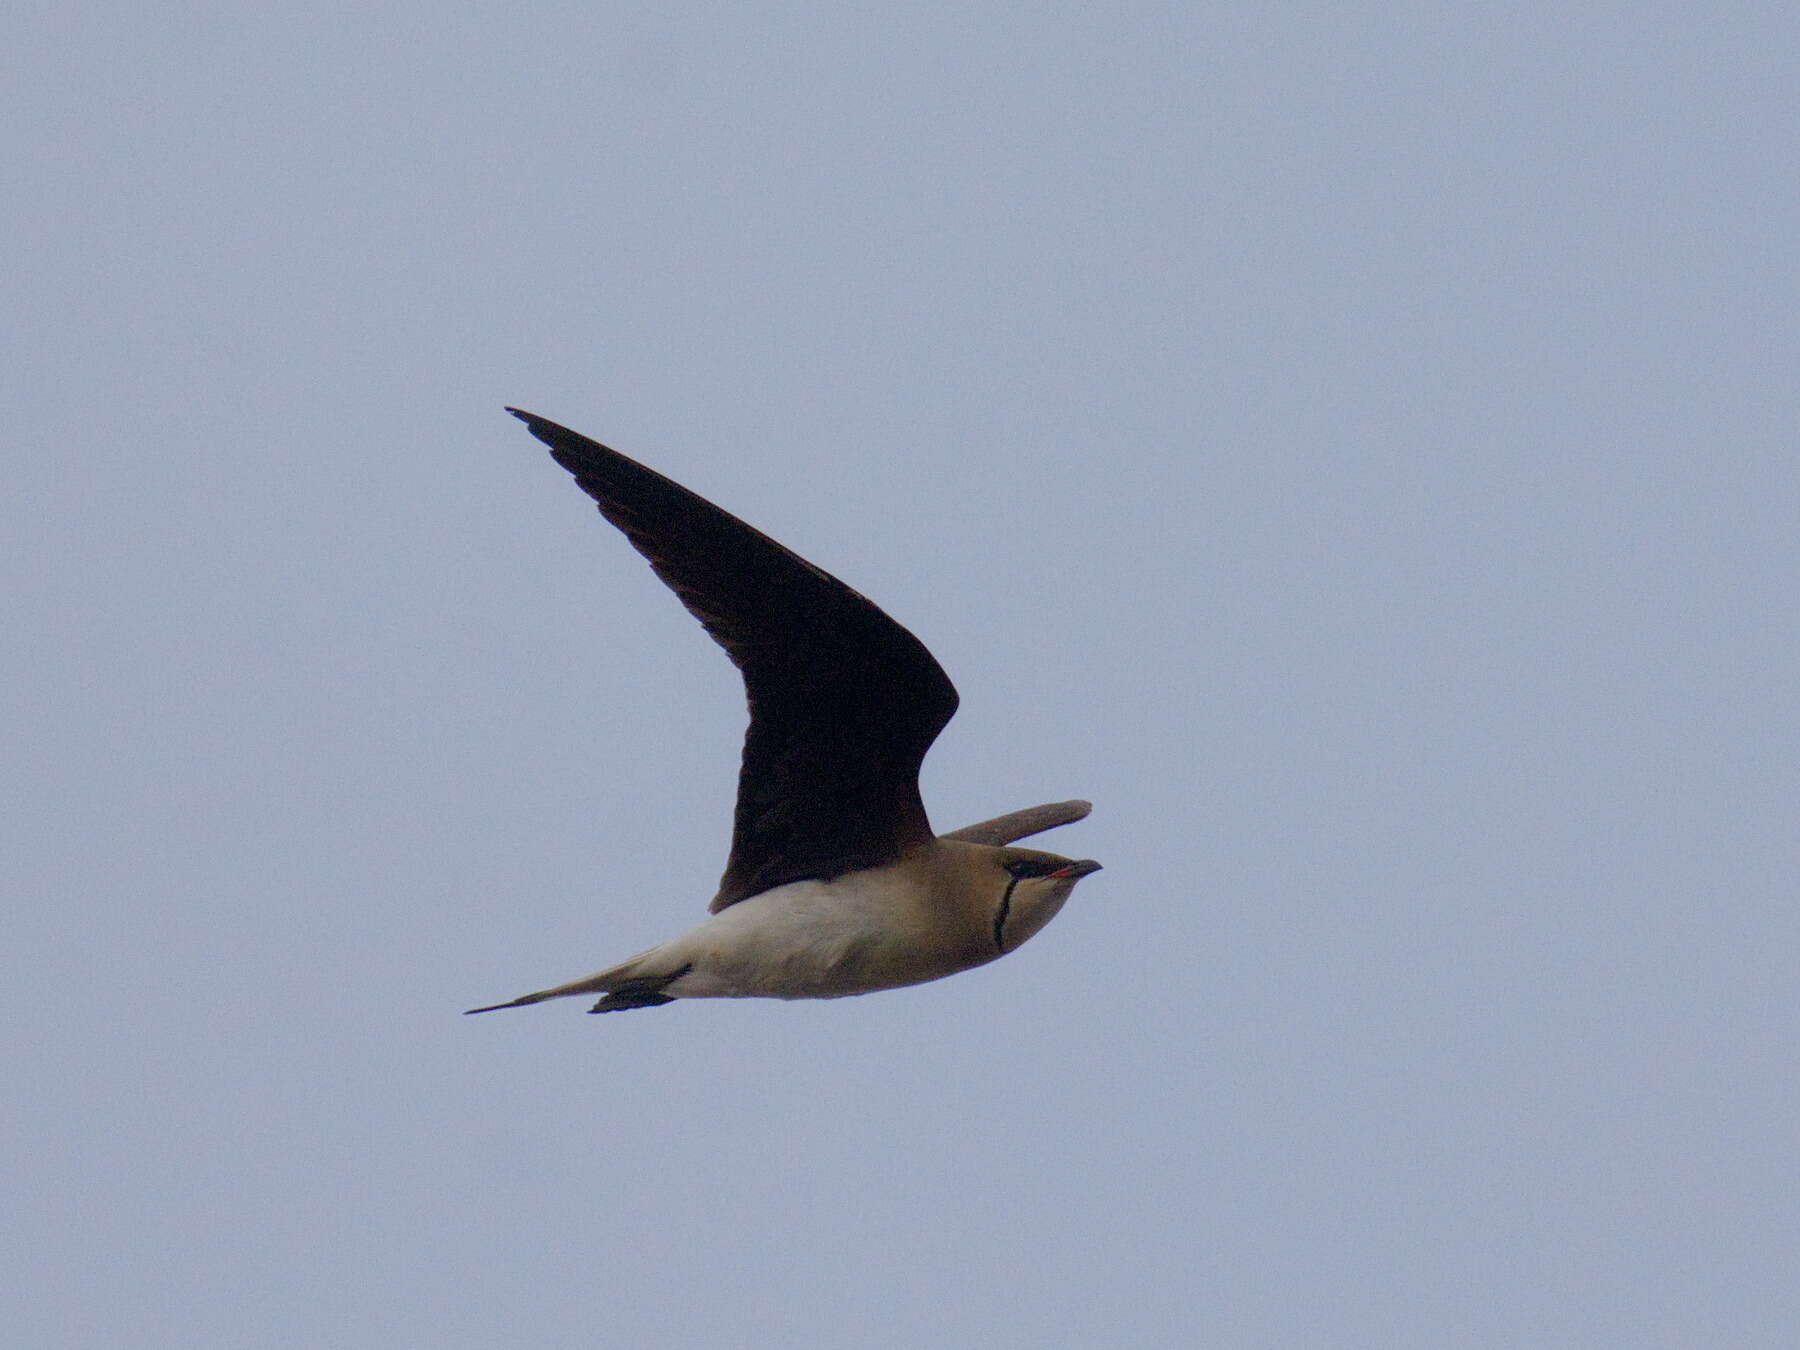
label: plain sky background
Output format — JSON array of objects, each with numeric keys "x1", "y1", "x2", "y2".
[{"x1": 7, "y1": 4, "x2": 1797, "y2": 1346}]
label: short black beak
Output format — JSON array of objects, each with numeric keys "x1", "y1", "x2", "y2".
[{"x1": 1051, "y1": 859, "x2": 1103, "y2": 880}]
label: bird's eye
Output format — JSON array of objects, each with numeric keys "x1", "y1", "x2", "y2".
[{"x1": 1005, "y1": 859, "x2": 1064, "y2": 879}]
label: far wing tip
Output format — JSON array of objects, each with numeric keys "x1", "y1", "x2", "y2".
[{"x1": 941, "y1": 799, "x2": 1094, "y2": 847}]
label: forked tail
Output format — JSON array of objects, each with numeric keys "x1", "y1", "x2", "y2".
[{"x1": 464, "y1": 956, "x2": 692, "y2": 1016}]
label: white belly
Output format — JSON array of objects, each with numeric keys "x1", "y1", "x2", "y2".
[{"x1": 657, "y1": 870, "x2": 984, "y2": 1000}]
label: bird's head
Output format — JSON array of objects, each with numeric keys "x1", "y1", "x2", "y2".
[{"x1": 984, "y1": 846, "x2": 1103, "y2": 954}]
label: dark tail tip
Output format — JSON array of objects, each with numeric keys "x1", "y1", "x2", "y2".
[
  {"x1": 587, "y1": 991, "x2": 676, "y2": 1014},
  {"x1": 585, "y1": 964, "x2": 692, "y2": 1014}
]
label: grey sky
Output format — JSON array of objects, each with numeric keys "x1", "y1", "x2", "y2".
[{"x1": 8, "y1": 4, "x2": 1797, "y2": 1346}]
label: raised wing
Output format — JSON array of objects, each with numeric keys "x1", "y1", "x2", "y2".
[
  {"x1": 508, "y1": 410, "x2": 960, "y2": 910},
  {"x1": 942, "y1": 800, "x2": 1092, "y2": 846}
]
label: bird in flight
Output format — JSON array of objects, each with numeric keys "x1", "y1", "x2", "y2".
[{"x1": 467, "y1": 410, "x2": 1101, "y2": 1016}]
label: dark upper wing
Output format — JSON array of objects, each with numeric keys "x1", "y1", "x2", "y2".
[{"x1": 507, "y1": 409, "x2": 960, "y2": 911}]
